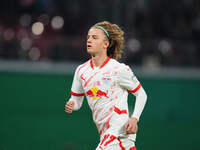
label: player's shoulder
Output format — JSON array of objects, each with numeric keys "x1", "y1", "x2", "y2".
[
  {"x1": 110, "y1": 58, "x2": 131, "y2": 71},
  {"x1": 110, "y1": 59, "x2": 135, "y2": 78},
  {"x1": 75, "y1": 60, "x2": 90, "y2": 74}
]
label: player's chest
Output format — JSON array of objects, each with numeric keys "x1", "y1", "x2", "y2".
[
  {"x1": 81, "y1": 70, "x2": 117, "y2": 87},
  {"x1": 79, "y1": 69, "x2": 118, "y2": 94}
]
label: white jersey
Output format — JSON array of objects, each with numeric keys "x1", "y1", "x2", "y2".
[{"x1": 69, "y1": 57, "x2": 147, "y2": 142}]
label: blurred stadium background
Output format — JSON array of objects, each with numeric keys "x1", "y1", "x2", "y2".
[{"x1": 0, "y1": 0, "x2": 200, "y2": 150}]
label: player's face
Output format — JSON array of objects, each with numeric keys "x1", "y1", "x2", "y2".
[{"x1": 87, "y1": 28, "x2": 109, "y2": 56}]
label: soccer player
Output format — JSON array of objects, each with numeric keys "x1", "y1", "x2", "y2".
[{"x1": 65, "y1": 21, "x2": 147, "y2": 150}]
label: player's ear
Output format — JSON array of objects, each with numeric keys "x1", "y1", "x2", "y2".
[{"x1": 103, "y1": 40, "x2": 109, "y2": 49}]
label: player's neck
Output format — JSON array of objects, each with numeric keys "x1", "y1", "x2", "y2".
[{"x1": 91, "y1": 53, "x2": 108, "y2": 68}]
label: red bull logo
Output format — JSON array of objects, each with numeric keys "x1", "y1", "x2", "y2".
[{"x1": 86, "y1": 87, "x2": 108, "y2": 100}]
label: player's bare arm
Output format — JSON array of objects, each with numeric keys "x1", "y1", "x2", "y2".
[{"x1": 65, "y1": 101, "x2": 75, "y2": 114}]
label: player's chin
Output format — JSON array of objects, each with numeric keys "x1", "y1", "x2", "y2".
[{"x1": 87, "y1": 48, "x2": 95, "y2": 55}]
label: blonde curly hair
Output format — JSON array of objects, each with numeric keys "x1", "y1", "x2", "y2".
[{"x1": 91, "y1": 21, "x2": 124, "y2": 60}]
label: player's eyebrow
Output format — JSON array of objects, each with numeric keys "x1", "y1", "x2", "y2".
[{"x1": 87, "y1": 34, "x2": 99, "y2": 39}]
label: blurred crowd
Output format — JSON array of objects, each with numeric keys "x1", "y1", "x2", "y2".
[{"x1": 0, "y1": 0, "x2": 200, "y2": 67}]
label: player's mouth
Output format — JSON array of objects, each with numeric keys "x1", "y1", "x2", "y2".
[{"x1": 87, "y1": 44, "x2": 92, "y2": 48}]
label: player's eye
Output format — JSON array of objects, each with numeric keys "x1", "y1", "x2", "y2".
[
  {"x1": 92, "y1": 35, "x2": 98, "y2": 39},
  {"x1": 87, "y1": 35, "x2": 98, "y2": 40}
]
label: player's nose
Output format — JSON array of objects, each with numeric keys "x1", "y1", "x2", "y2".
[{"x1": 87, "y1": 35, "x2": 94, "y2": 43}]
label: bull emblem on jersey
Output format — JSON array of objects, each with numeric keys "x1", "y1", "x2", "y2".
[{"x1": 86, "y1": 87, "x2": 109, "y2": 100}]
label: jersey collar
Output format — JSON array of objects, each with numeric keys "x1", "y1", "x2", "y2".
[{"x1": 90, "y1": 57, "x2": 110, "y2": 70}]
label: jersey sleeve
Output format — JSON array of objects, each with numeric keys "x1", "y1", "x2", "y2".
[
  {"x1": 117, "y1": 64, "x2": 147, "y2": 121},
  {"x1": 71, "y1": 66, "x2": 85, "y2": 96},
  {"x1": 117, "y1": 64, "x2": 141, "y2": 94},
  {"x1": 69, "y1": 66, "x2": 85, "y2": 110}
]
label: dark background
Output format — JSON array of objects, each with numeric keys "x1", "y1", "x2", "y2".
[{"x1": 0, "y1": 0, "x2": 200, "y2": 67}]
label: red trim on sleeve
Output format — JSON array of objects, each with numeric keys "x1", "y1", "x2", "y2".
[
  {"x1": 127, "y1": 83, "x2": 141, "y2": 93},
  {"x1": 70, "y1": 91, "x2": 85, "y2": 96},
  {"x1": 114, "y1": 106, "x2": 128, "y2": 115}
]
